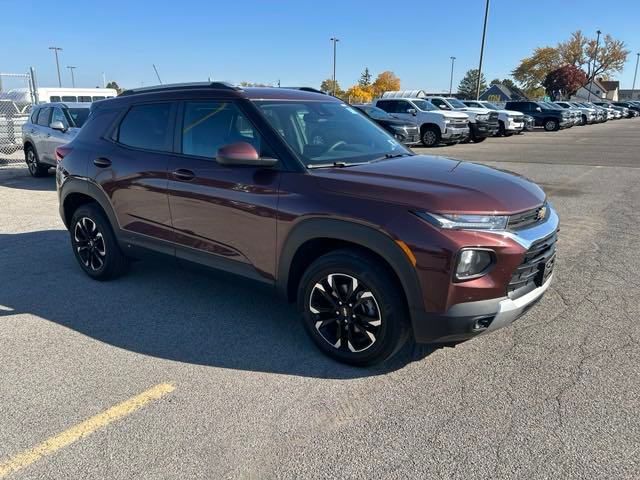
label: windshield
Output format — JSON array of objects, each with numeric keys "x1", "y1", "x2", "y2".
[
  {"x1": 447, "y1": 98, "x2": 467, "y2": 108},
  {"x1": 65, "y1": 108, "x2": 90, "y2": 127},
  {"x1": 481, "y1": 102, "x2": 499, "y2": 110},
  {"x1": 411, "y1": 100, "x2": 438, "y2": 111},
  {"x1": 254, "y1": 100, "x2": 410, "y2": 167}
]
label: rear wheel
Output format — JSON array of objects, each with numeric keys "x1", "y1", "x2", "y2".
[
  {"x1": 420, "y1": 126, "x2": 441, "y2": 147},
  {"x1": 70, "y1": 203, "x2": 129, "y2": 280},
  {"x1": 298, "y1": 250, "x2": 410, "y2": 366},
  {"x1": 25, "y1": 146, "x2": 49, "y2": 177}
]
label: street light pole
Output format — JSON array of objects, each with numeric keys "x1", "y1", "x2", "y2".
[
  {"x1": 330, "y1": 37, "x2": 340, "y2": 96},
  {"x1": 631, "y1": 53, "x2": 640, "y2": 101},
  {"x1": 475, "y1": 0, "x2": 490, "y2": 99},
  {"x1": 587, "y1": 30, "x2": 602, "y2": 102},
  {"x1": 49, "y1": 46, "x2": 63, "y2": 87},
  {"x1": 67, "y1": 66, "x2": 77, "y2": 88},
  {"x1": 449, "y1": 56, "x2": 456, "y2": 96}
]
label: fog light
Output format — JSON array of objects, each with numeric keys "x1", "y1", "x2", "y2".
[{"x1": 455, "y1": 249, "x2": 493, "y2": 281}]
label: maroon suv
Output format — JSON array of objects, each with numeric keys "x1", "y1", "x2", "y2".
[{"x1": 56, "y1": 83, "x2": 558, "y2": 366}]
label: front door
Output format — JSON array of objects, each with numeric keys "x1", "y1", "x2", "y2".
[
  {"x1": 167, "y1": 100, "x2": 280, "y2": 281},
  {"x1": 44, "y1": 107, "x2": 76, "y2": 163}
]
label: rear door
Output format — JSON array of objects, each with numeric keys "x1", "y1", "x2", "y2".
[
  {"x1": 90, "y1": 101, "x2": 176, "y2": 248},
  {"x1": 166, "y1": 99, "x2": 280, "y2": 280},
  {"x1": 32, "y1": 107, "x2": 52, "y2": 163}
]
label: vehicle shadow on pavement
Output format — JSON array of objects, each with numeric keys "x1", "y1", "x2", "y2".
[
  {"x1": 0, "y1": 230, "x2": 433, "y2": 379},
  {"x1": 0, "y1": 171, "x2": 56, "y2": 191}
]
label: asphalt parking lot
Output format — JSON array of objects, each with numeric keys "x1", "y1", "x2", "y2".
[{"x1": 1, "y1": 120, "x2": 639, "y2": 479}]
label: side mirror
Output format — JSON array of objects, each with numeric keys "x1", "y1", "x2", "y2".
[
  {"x1": 407, "y1": 108, "x2": 417, "y2": 116},
  {"x1": 535, "y1": 107, "x2": 542, "y2": 112},
  {"x1": 216, "y1": 142, "x2": 277, "y2": 167},
  {"x1": 50, "y1": 121, "x2": 67, "y2": 132}
]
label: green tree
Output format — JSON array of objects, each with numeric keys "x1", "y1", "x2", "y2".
[
  {"x1": 358, "y1": 67, "x2": 372, "y2": 87},
  {"x1": 490, "y1": 78, "x2": 516, "y2": 89},
  {"x1": 457, "y1": 69, "x2": 487, "y2": 98},
  {"x1": 320, "y1": 78, "x2": 343, "y2": 96},
  {"x1": 105, "y1": 81, "x2": 123, "y2": 94}
]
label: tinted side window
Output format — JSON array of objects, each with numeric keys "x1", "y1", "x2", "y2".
[
  {"x1": 37, "y1": 108, "x2": 52, "y2": 126},
  {"x1": 61, "y1": 96, "x2": 77, "y2": 102},
  {"x1": 51, "y1": 108, "x2": 69, "y2": 128},
  {"x1": 181, "y1": 101, "x2": 261, "y2": 159},
  {"x1": 49, "y1": 96, "x2": 61, "y2": 102},
  {"x1": 376, "y1": 100, "x2": 396, "y2": 113},
  {"x1": 78, "y1": 96, "x2": 92, "y2": 102},
  {"x1": 396, "y1": 101, "x2": 415, "y2": 113},
  {"x1": 118, "y1": 103, "x2": 173, "y2": 152},
  {"x1": 430, "y1": 99, "x2": 448, "y2": 110},
  {"x1": 92, "y1": 96, "x2": 105, "y2": 101}
]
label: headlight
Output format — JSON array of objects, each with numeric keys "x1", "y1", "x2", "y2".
[
  {"x1": 455, "y1": 249, "x2": 494, "y2": 281},
  {"x1": 391, "y1": 125, "x2": 407, "y2": 132},
  {"x1": 415, "y1": 211, "x2": 509, "y2": 230},
  {"x1": 476, "y1": 114, "x2": 489, "y2": 121}
]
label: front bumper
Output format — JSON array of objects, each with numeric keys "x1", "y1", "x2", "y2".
[
  {"x1": 470, "y1": 120, "x2": 499, "y2": 138},
  {"x1": 505, "y1": 118, "x2": 524, "y2": 131},
  {"x1": 442, "y1": 125, "x2": 469, "y2": 141}
]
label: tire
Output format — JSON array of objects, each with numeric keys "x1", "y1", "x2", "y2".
[
  {"x1": 498, "y1": 121, "x2": 513, "y2": 137},
  {"x1": 24, "y1": 145, "x2": 49, "y2": 177},
  {"x1": 298, "y1": 249, "x2": 410, "y2": 366},
  {"x1": 69, "y1": 203, "x2": 129, "y2": 280},
  {"x1": 582, "y1": 114, "x2": 588, "y2": 125},
  {"x1": 473, "y1": 136, "x2": 487, "y2": 143},
  {"x1": 544, "y1": 119, "x2": 559, "y2": 131},
  {"x1": 420, "y1": 125, "x2": 441, "y2": 147}
]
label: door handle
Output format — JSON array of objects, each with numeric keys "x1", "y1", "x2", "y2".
[
  {"x1": 46, "y1": 133, "x2": 51, "y2": 137},
  {"x1": 93, "y1": 157, "x2": 112, "y2": 168},
  {"x1": 173, "y1": 168, "x2": 195, "y2": 181}
]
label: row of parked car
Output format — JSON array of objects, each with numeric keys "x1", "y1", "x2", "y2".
[{"x1": 352, "y1": 94, "x2": 640, "y2": 148}]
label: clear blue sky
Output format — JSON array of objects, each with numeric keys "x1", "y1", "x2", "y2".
[{"x1": 2, "y1": 0, "x2": 639, "y2": 92}]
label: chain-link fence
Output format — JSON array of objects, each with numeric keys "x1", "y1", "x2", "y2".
[{"x1": 0, "y1": 72, "x2": 36, "y2": 165}]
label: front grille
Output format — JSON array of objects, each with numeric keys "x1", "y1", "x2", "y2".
[
  {"x1": 513, "y1": 115, "x2": 524, "y2": 122},
  {"x1": 489, "y1": 112, "x2": 499, "y2": 121},
  {"x1": 450, "y1": 119, "x2": 468, "y2": 127},
  {"x1": 508, "y1": 204, "x2": 547, "y2": 230},
  {"x1": 508, "y1": 231, "x2": 558, "y2": 299}
]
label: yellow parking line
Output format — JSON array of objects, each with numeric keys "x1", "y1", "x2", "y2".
[{"x1": 0, "y1": 383, "x2": 175, "y2": 478}]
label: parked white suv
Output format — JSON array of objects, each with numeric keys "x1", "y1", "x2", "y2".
[
  {"x1": 462, "y1": 100, "x2": 524, "y2": 136},
  {"x1": 373, "y1": 98, "x2": 469, "y2": 147},
  {"x1": 21, "y1": 102, "x2": 91, "y2": 176},
  {"x1": 554, "y1": 101, "x2": 596, "y2": 125}
]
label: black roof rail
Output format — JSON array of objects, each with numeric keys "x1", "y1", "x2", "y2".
[{"x1": 119, "y1": 81, "x2": 241, "y2": 97}]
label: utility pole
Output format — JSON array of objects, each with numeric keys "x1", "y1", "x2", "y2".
[
  {"x1": 330, "y1": 37, "x2": 340, "y2": 96},
  {"x1": 102, "y1": 72, "x2": 106, "y2": 88},
  {"x1": 587, "y1": 30, "x2": 602, "y2": 102},
  {"x1": 475, "y1": 0, "x2": 490, "y2": 99},
  {"x1": 630, "y1": 53, "x2": 640, "y2": 101},
  {"x1": 153, "y1": 64, "x2": 163, "y2": 84},
  {"x1": 449, "y1": 56, "x2": 456, "y2": 96},
  {"x1": 49, "y1": 46, "x2": 63, "y2": 87},
  {"x1": 67, "y1": 66, "x2": 77, "y2": 87}
]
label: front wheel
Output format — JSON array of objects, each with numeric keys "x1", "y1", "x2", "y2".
[
  {"x1": 473, "y1": 136, "x2": 487, "y2": 143},
  {"x1": 544, "y1": 119, "x2": 559, "y2": 131},
  {"x1": 298, "y1": 250, "x2": 410, "y2": 366},
  {"x1": 420, "y1": 126, "x2": 441, "y2": 147}
]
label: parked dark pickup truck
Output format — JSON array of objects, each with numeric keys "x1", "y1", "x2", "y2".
[
  {"x1": 353, "y1": 105, "x2": 420, "y2": 145},
  {"x1": 505, "y1": 101, "x2": 571, "y2": 131}
]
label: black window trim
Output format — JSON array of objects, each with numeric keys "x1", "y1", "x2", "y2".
[{"x1": 110, "y1": 100, "x2": 178, "y2": 155}]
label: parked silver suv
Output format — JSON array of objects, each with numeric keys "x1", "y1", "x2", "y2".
[{"x1": 21, "y1": 102, "x2": 90, "y2": 177}]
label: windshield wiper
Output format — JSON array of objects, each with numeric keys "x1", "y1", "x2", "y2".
[
  {"x1": 306, "y1": 161, "x2": 369, "y2": 169},
  {"x1": 370, "y1": 152, "x2": 413, "y2": 162}
]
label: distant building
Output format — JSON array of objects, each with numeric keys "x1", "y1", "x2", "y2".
[
  {"x1": 572, "y1": 78, "x2": 618, "y2": 101},
  {"x1": 479, "y1": 83, "x2": 528, "y2": 102},
  {"x1": 619, "y1": 89, "x2": 640, "y2": 101}
]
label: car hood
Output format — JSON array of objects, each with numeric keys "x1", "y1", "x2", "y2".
[
  {"x1": 497, "y1": 109, "x2": 525, "y2": 117},
  {"x1": 456, "y1": 107, "x2": 492, "y2": 115},
  {"x1": 439, "y1": 110, "x2": 469, "y2": 120},
  {"x1": 311, "y1": 155, "x2": 545, "y2": 214}
]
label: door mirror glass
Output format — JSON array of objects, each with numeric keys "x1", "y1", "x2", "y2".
[
  {"x1": 535, "y1": 107, "x2": 542, "y2": 112},
  {"x1": 50, "y1": 120, "x2": 67, "y2": 132},
  {"x1": 407, "y1": 108, "x2": 417, "y2": 115},
  {"x1": 216, "y1": 142, "x2": 277, "y2": 167}
]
